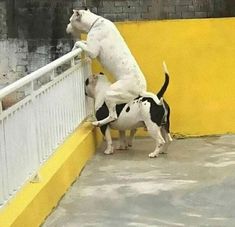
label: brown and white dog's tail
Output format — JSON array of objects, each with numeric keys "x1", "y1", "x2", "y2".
[{"x1": 157, "y1": 61, "x2": 170, "y2": 99}]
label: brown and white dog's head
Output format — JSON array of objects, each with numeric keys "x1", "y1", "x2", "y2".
[
  {"x1": 85, "y1": 72, "x2": 111, "y2": 98},
  {"x1": 85, "y1": 74, "x2": 98, "y2": 98}
]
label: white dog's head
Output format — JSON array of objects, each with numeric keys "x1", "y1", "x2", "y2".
[{"x1": 66, "y1": 8, "x2": 95, "y2": 34}]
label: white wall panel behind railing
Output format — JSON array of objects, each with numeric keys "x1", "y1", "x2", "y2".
[{"x1": 0, "y1": 49, "x2": 92, "y2": 208}]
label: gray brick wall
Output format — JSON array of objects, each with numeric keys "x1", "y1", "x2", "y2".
[
  {"x1": 87, "y1": 0, "x2": 235, "y2": 21},
  {"x1": 1, "y1": 0, "x2": 234, "y2": 41}
]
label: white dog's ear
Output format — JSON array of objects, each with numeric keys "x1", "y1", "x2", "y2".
[
  {"x1": 73, "y1": 9, "x2": 81, "y2": 21},
  {"x1": 73, "y1": 9, "x2": 78, "y2": 14}
]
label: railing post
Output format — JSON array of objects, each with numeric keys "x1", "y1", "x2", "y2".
[
  {"x1": 50, "y1": 69, "x2": 55, "y2": 81},
  {"x1": 29, "y1": 80, "x2": 41, "y2": 172},
  {"x1": 0, "y1": 99, "x2": 8, "y2": 207},
  {"x1": 71, "y1": 58, "x2": 75, "y2": 67},
  {"x1": 0, "y1": 101, "x2": 2, "y2": 115}
]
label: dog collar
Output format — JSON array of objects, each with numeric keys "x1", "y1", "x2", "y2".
[{"x1": 88, "y1": 17, "x2": 101, "y2": 33}]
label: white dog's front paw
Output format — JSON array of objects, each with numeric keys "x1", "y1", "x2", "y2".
[
  {"x1": 72, "y1": 43, "x2": 79, "y2": 51},
  {"x1": 92, "y1": 121, "x2": 100, "y2": 127},
  {"x1": 104, "y1": 147, "x2": 114, "y2": 155},
  {"x1": 148, "y1": 151, "x2": 159, "y2": 158}
]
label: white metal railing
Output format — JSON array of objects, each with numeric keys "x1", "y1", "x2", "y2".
[{"x1": 0, "y1": 48, "x2": 92, "y2": 208}]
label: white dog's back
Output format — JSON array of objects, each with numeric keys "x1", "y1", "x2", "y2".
[{"x1": 91, "y1": 18, "x2": 146, "y2": 85}]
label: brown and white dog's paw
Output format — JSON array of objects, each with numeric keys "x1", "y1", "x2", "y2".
[
  {"x1": 168, "y1": 133, "x2": 173, "y2": 142},
  {"x1": 116, "y1": 144, "x2": 128, "y2": 150},
  {"x1": 128, "y1": 142, "x2": 133, "y2": 147}
]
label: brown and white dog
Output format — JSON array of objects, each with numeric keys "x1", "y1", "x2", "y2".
[{"x1": 85, "y1": 63, "x2": 172, "y2": 158}]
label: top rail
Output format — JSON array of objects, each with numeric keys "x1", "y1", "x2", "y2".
[{"x1": 0, "y1": 48, "x2": 82, "y2": 100}]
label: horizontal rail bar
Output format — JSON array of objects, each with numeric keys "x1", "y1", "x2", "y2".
[{"x1": 0, "y1": 48, "x2": 82, "y2": 100}]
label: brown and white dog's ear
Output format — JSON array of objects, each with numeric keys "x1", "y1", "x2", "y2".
[
  {"x1": 92, "y1": 74, "x2": 98, "y2": 80},
  {"x1": 91, "y1": 74, "x2": 99, "y2": 85},
  {"x1": 85, "y1": 75, "x2": 98, "y2": 86}
]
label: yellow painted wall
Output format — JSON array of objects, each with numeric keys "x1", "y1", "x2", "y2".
[
  {"x1": 92, "y1": 18, "x2": 235, "y2": 136},
  {"x1": 0, "y1": 123, "x2": 102, "y2": 227}
]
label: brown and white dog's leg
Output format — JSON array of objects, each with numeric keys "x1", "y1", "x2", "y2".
[
  {"x1": 128, "y1": 129, "x2": 137, "y2": 147},
  {"x1": 159, "y1": 128, "x2": 172, "y2": 154},
  {"x1": 117, "y1": 130, "x2": 128, "y2": 150},
  {"x1": 145, "y1": 121, "x2": 165, "y2": 158},
  {"x1": 104, "y1": 126, "x2": 114, "y2": 155},
  {"x1": 149, "y1": 129, "x2": 165, "y2": 158}
]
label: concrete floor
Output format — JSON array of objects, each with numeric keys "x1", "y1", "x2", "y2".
[{"x1": 43, "y1": 135, "x2": 235, "y2": 227}]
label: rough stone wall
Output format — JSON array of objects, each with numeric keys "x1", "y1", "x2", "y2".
[
  {"x1": 0, "y1": 1, "x2": 7, "y2": 39},
  {"x1": 0, "y1": 0, "x2": 77, "y2": 87},
  {"x1": 0, "y1": 0, "x2": 235, "y2": 88},
  {"x1": 87, "y1": 0, "x2": 235, "y2": 21}
]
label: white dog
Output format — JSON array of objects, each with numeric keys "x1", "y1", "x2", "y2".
[
  {"x1": 85, "y1": 63, "x2": 172, "y2": 158},
  {"x1": 66, "y1": 9, "x2": 161, "y2": 127}
]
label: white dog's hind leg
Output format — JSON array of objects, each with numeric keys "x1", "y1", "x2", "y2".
[
  {"x1": 104, "y1": 126, "x2": 114, "y2": 155},
  {"x1": 92, "y1": 104, "x2": 117, "y2": 127},
  {"x1": 93, "y1": 79, "x2": 141, "y2": 126}
]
